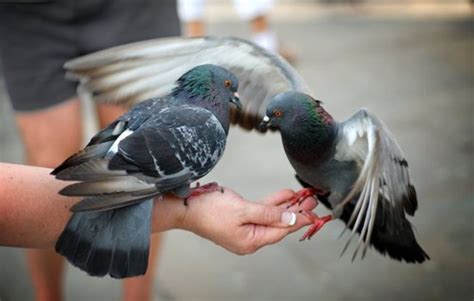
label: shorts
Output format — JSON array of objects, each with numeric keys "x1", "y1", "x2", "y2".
[{"x1": 0, "y1": 0, "x2": 180, "y2": 112}]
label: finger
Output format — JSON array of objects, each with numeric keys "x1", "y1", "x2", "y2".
[
  {"x1": 242, "y1": 202, "x2": 299, "y2": 228},
  {"x1": 249, "y1": 213, "x2": 311, "y2": 248},
  {"x1": 260, "y1": 189, "x2": 296, "y2": 206}
]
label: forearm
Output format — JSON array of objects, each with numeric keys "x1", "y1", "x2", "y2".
[
  {"x1": 0, "y1": 163, "x2": 314, "y2": 255},
  {"x1": 0, "y1": 163, "x2": 183, "y2": 249}
]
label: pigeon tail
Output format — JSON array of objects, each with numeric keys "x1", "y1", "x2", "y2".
[
  {"x1": 369, "y1": 219, "x2": 430, "y2": 263},
  {"x1": 55, "y1": 199, "x2": 153, "y2": 278},
  {"x1": 340, "y1": 199, "x2": 430, "y2": 263},
  {"x1": 295, "y1": 174, "x2": 428, "y2": 263}
]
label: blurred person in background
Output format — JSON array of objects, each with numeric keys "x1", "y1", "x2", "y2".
[
  {"x1": 178, "y1": 0, "x2": 296, "y2": 62},
  {"x1": 0, "y1": 1, "x2": 180, "y2": 300}
]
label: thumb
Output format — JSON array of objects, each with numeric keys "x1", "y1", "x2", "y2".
[{"x1": 243, "y1": 203, "x2": 297, "y2": 228}]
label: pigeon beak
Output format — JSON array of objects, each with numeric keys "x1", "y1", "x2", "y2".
[
  {"x1": 230, "y1": 92, "x2": 242, "y2": 111},
  {"x1": 258, "y1": 115, "x2": 272, "y2": 131}
]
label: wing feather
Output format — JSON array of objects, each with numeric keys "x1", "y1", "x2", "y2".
[
  {"x1": 334, "y1": 109, "x2": 417, "y2": 259},
  {"x1": 65, "y1": 36, "x2": 311, "y2": 131}
]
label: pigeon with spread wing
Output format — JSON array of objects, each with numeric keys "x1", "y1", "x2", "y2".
[{"x1": 259, "y1": 91, "x2": 429, "y2": 263}]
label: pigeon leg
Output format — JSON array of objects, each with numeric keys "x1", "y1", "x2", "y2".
[
  {"x1": 184, "y1": 182, "x2": 224, "y2": 205},
  {"x1": 299, "y1": 211, "x2": 332, "y2": 241},
  {"x1": 287, "y1": 188, "x2": 324, "y2": 208}
]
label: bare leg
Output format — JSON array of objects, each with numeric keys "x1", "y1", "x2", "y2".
[
  {"x1": 16, "y1": 97, "x2": 83, "y2": 301},
  {"x1": 16, "y1": 98, "x2": 82, "y2": 168},
  {"x1": 97, "y1": 102, "x2": 163, "y2": 301},
  {"x1": 177, "y1": 0, "x2": 205, "y2": 37},
  {"x1": 250, "y1": 15, "x2": 268, "y2": 33},
  {"x1": 95, "y1": 102, "x2": 129, "y2": 126},
  {"x1": 25, "y1": 249, "x2": 65, "y2": 301},
  {"x1": 184, "y1": 20, "x2": 205, "y2": 37},
  {"x1": 122, "y1": 234, "x2": 163, "y2": 301},
  {"x1": 250, "y1": 15, "x2": 296, "y2": 63}
]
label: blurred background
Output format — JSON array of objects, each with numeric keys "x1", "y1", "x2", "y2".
[{"x1": 0, "y1": 0, "x2": 472, "y2": 300}]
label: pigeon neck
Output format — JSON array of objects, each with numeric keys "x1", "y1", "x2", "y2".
[
  {"x1": 174, "y1": 91, "x2": 230, "y2": 134},
  {"x1": 281, "y1": 117, "x2": 337, "y2": 163},
  {"x1": 202, "y1": 96, "x2": 230, "y2": 134}
]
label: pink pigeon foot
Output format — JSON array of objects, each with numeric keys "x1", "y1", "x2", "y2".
[
  {"x1": 184, "y1": 182, "x2": 223, "y2": 205},
  {"x1": 286, "y1": 187, "x2": 324, "y2": 209},
  {"x1": 299, "y1": 211, "x2": 332, "y2": 241}
]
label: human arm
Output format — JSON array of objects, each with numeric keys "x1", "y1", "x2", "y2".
[{"x1": 0, "y1": 163, "x2": 315, "y2": 253}]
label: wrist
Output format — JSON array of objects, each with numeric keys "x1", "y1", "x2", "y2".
[{"x1": 151, "y1": 193, "x2": 188, "y2": 233}]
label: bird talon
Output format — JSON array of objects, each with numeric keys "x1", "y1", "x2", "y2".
[
  {"x1": 186, "y1": 182, "x2": 222, "y2": 203},
  {"x1": 299, "y1": 211, "x2": 332, "y2": 241},
  {"x1": 287, "y1": 188, "x2": 321, "y2": 208}
]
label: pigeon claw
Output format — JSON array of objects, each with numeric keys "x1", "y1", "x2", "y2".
[
  {"x1": 184, "y1": 182, "x2": 222, "y2": 205},
  {"x1": 299, "y1": 211, "x2": 332, "y2": 241},
  {"x1": 286, "y1": 188, "x2": 322, "y2": 209}
]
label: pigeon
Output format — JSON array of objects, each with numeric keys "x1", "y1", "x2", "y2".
[
  {"x1": 52, "y1": 64, "x2": 242, "y2": 278},
  {"x1": 258, "y1": 91, "x2": 429, "y2": 263}
]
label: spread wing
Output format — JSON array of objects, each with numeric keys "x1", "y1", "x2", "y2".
[
  {"x1": 65, "y1": 36, "x2": 311, "y2": 131},
  {"x1": 334, "y1": 108, "x2": 418, "y2": 259}
]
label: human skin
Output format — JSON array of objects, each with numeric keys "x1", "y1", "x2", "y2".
[{"x1": 0, "y1": 162, "x2": 316, "y2": 253}]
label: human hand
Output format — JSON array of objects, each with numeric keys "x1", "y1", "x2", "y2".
[{"x1": 168, "y1": 187, "x2": 317, "y2": 255}]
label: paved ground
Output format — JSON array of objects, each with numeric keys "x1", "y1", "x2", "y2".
[{"x1": 0, "y1": 2, "x2": 472, "y2": 301}]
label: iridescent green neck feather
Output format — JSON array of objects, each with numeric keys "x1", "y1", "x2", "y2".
[
  {"x1": 171, "y1": 67, "x2": 213, "y2": 100},
  {"x1": 280, "y1": 97, "x2": 336, "y2": 163}
]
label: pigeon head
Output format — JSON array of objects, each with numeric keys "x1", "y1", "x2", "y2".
[
  {"x1": 259, "y1": 91, "x2": 332, "y2": 130},
  {"x1": 172, "y1": 64, "x2": 241, "y2": 119},
  {"x1": 171, "y1": 64, "x2": 241, "y2": 133},
  {"x1": 259, "y1": 91, "x2": 335, "y2": 140}
]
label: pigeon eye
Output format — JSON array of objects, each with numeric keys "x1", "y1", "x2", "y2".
[
  {"x1": 224, "y1": 80, "x2": 232, "y2": 88},
  {"x1": 274, "y1": 110, "x2": 283, "y2": 117}
]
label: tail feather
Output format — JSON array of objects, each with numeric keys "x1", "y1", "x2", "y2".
[
  {"x1": 295, "y1": 174, "x2": 429, "y2": 263},
  {"x1": 340, "y1": 199, "x2": 429, "y2": 263},
  {"x1": 56, "y1": 199, "x2": 154, "y2": 278}
]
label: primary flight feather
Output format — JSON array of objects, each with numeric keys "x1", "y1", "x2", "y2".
[{"x1": 63, "y1": 36, "x2": 310, "y2": 131}]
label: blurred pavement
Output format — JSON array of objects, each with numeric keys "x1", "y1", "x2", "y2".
[{"x1": 0, "y1": 2, "x2": 473, "y2": 301}]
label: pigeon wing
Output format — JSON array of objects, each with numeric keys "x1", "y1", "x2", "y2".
[
  {"x1": 64, "y1": 36, "x2": 311, "y2": 131},
  {"x1": 69, "y1": 105, "x2": 227, "y2": 211},
  {"x1": 333, "y1": 108, "x2": 418, "y2": 259}
]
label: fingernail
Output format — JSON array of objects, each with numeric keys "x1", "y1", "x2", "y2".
[{"x1": 281, "y1": 211, "x2": 297, "y2": 226}]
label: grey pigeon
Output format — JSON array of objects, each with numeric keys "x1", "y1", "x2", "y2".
[
  {"x1": 259, "y1": 91, "x2": 429, "y2": 263},
  {"x1": 52, "y1": 64, "x2": 241, "y2": 278}
]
